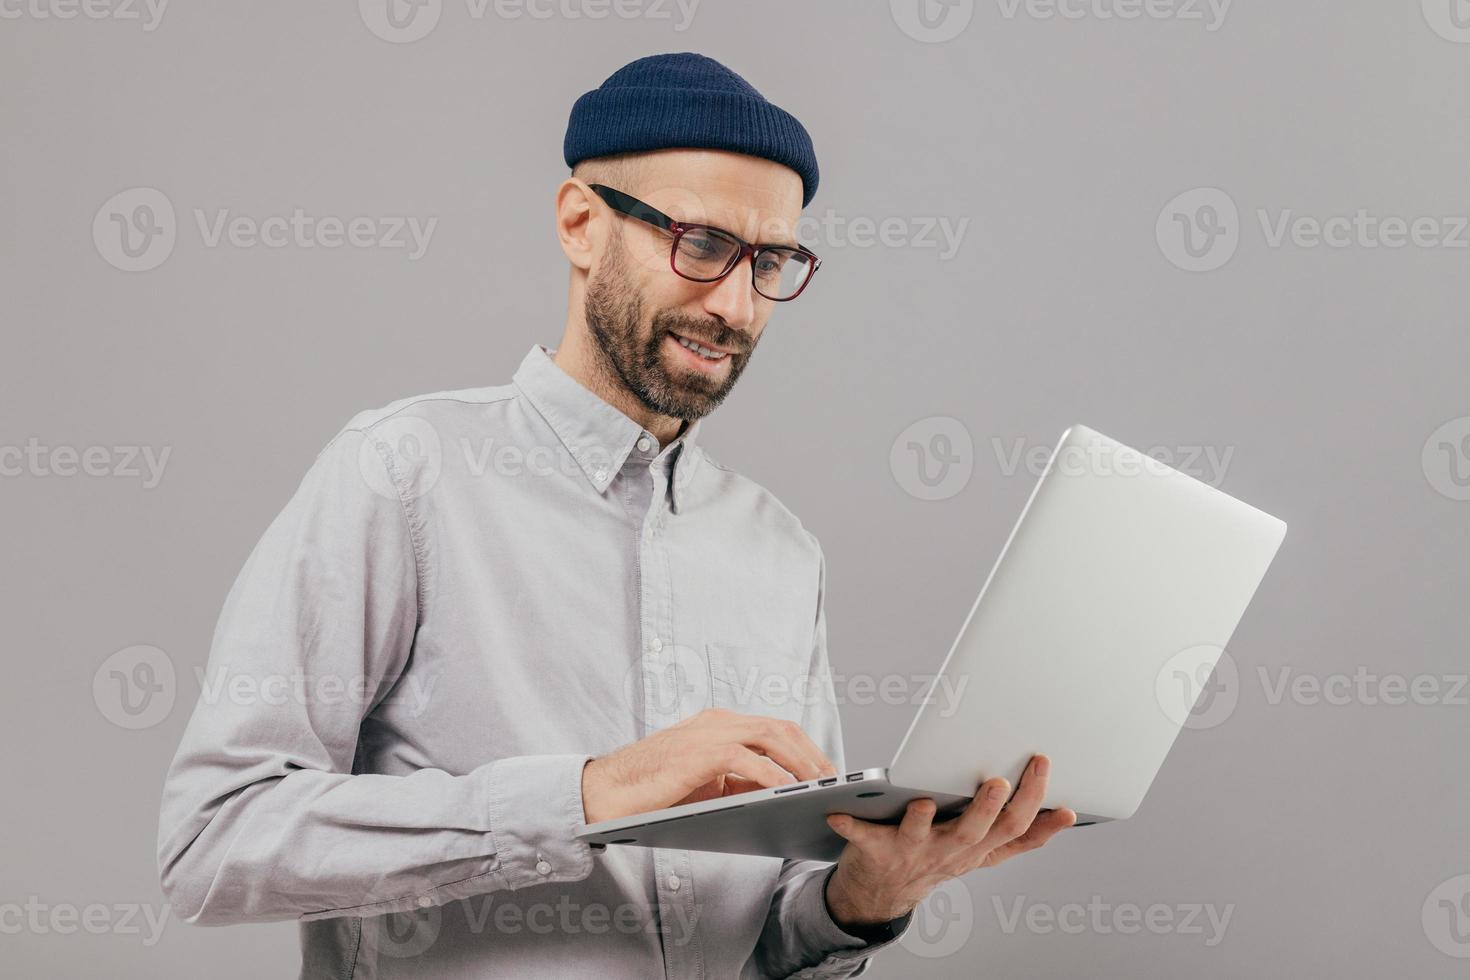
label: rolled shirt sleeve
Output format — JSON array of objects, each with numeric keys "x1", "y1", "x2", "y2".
[{"x1": 156, "y1": 422, "x2": 595, "y2": 925}]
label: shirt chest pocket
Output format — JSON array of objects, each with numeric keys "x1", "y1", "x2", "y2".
[{"x1": 705, "y1": 641, "x2": 815, "y2": 726}]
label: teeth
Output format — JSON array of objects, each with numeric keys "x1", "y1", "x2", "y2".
[{"x1": 675, "y1": 335, "x2": 727, "y2": 360}]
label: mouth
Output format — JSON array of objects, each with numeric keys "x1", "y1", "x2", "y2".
[{"x1": 664, "y1": 329, "x2": 735, "y2": 373}]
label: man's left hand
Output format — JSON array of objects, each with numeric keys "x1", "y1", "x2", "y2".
[{"x1": 823, "y1": 754, "x2": 1075, "y2": 930}]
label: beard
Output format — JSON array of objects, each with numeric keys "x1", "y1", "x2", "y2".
[{"x1": 583, "y1": 234, "x2": 757, "y2": 422}]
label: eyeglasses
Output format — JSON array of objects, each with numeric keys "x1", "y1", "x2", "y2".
[{"x1": 588, "y1": 184, "x2": 821, "y2": 302}]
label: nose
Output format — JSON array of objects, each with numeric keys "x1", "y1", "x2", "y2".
[{"x1": 700, "y1": 259, "x2": 758, "y2": 334}]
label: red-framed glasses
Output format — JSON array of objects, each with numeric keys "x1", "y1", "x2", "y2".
[{"x1": 588, "y1": 184, "x2": 821, "y2": 302}]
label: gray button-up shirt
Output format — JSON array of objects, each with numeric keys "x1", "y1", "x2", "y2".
[{"x1": 157, "y1": 345, "x2": 909, "y2": 978}]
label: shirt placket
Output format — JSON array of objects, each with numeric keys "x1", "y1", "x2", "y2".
[{"x1": 625, "y1": 438, "x2": 704, "y2": 980}]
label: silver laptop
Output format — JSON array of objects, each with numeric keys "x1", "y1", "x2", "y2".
[{"x1": 577, "y1": 424, "x2": 1287, "y2": 861}]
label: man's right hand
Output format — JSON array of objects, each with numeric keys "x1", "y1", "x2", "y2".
[{"x1": 580, "y1": 707, "x2": 838, "y2": 824}]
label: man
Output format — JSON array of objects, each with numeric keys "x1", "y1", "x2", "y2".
[{"x1": 156, "y1": 52, "x2": 1074, "y2": 979}]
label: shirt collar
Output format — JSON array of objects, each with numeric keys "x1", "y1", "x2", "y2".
[{"x1": 512, "y1": 345, "x2": 704, "y2": 510}]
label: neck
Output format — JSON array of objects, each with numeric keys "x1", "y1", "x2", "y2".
[{"x1": 551, "y1": 324, "x2": 686, "y2": 447}]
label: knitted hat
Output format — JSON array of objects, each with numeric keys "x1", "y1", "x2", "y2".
[{"x1": 564, "y1": 52, "x2": 819, "y2": 207}]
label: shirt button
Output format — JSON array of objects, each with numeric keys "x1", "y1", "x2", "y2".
[
  {"x1": 666, "y1": 874, "x2": 681, "y2": 891},
  {"x1": 417, "y1": 895, "x2": 432, "y2": 908},
  {"x1": 637, "y1": 437, "x2": 652, "y2": 452},
  {"x1": 649, "y1": 637, "x2": 663, "y2": 653},
  {"x1": 535, "y1": 860, "x2": 552, "y2": 876},
  {"x1": 593, "y1": 469, "x2": 607, "y2": 483}
]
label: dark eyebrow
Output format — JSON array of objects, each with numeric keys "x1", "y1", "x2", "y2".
[
  {"x1": 690, "y1": 218, "x2": 801, "y2": 252},
  {"x1": 760, "y1": 233, "x2": 802, "y2": 251}
]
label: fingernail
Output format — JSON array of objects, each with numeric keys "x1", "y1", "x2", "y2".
[
  {"x1": 987, "y1": 781, "x2": 1009, "y2": 801},
  {"x1": 1034, "y1": 756, "x2": 1049, "y2": 777}
]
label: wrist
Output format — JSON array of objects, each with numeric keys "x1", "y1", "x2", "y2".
[
  {"x1": 824, "y1": 864, "x2": 906, "y2": 935},
  {"x1": 580, "y1": 756, "x2": 610, "y2": 824}
]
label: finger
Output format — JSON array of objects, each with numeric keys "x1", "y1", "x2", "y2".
[
  {"x1": 734, "y1": 716, "x2": 835, "y2": 781},
  {"x1": 825, "y1": 812, "x2": 887, "y2": 848},
  {"x1": 898, "y1": 798, "x2": 937, "y2": 843},
  {"x1": 675, "y1": 776, "x2": 727, "y2": 805},
  {"x1": 721, "y1": 775, "x2": 767, "y2": 797},
  {"x1": 983, "y1": 807, "x2": 1076, "y2": 863},
  {"x1": 949, "y1": 777, "x2": 1010, "y2": 846},
  {"x1": 761, "y1": 717, "x2": 837, "y2": 779},
  {"x1": 717, "y1": 745, "x2": 800, "y2": 789},
  {"x1": 1032, "y1": 806, "x2": 1077, "y2": 837},
  {"x1": 986, "y1": 755, "x2": 1050, "y2": 847}
]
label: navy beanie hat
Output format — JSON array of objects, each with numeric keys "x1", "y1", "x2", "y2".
[{"x1": 564, "y1": 52, "x2": 819, "y2": 207}]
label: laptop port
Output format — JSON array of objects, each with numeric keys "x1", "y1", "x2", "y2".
[
  {"x1": 818, "y1": 777, "x2": 837, "y2": 786},
  {"x1": 774, "y1": 783, "x2": 809, "y2": 794},
  {"x1": 846, "y1": 773, "x2": 864, "y2": 782}
]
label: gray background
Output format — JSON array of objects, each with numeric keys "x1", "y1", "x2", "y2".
[{"x1": 4, "y1": 1, "x2": 1469, "y2": 976}]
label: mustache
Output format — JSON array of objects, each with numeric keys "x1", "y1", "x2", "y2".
[{"x1": 653, "y1": 313, "x2": 752, "y2": 355}]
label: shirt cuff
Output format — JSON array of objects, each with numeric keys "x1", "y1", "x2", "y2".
[
  {"x1": 787, "y1": 865, "x2": 915, "y2": 977},
  {"x1": 481, "y1": 753, "x2": 596, "y2": 891}
]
